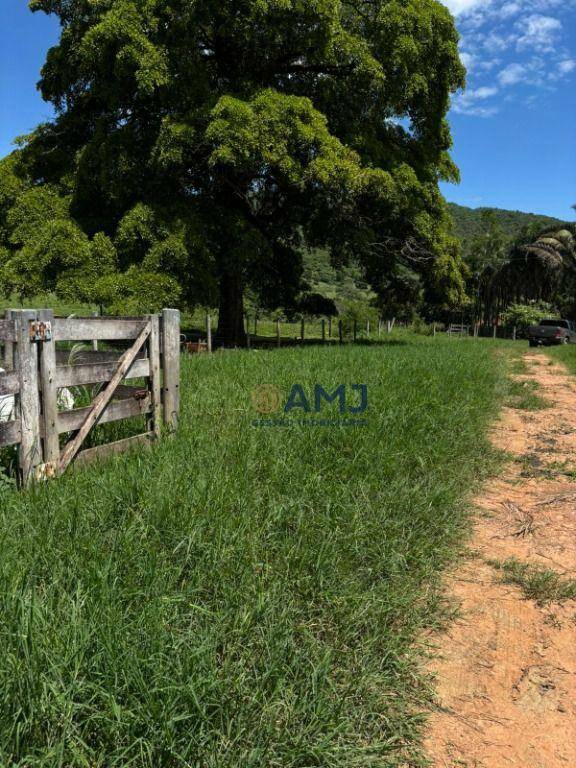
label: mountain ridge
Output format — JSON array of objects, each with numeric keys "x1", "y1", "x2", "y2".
[{"x1": 447, "y1": 202, "x2": 568, "y2": 248}]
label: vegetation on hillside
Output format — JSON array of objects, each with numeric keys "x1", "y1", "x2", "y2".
[
  {"x1": 448, "y1": 203, "x2": 566, "y2": 256},
  {"x1": 439, "y1": 204, "x2": 576, "y2": 327}
]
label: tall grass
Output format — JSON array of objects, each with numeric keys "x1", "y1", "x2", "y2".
[
  {"x1": 544, "y1": 342, "x2": 576, "y2": 373},
  {"x1": 0, "y1": 336, "x2": 510, "y2": 766}
]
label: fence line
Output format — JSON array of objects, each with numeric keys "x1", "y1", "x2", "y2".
[
  {"x1": 0, "y1": 308, "x2": 180, "y2": 486},
  {"x1": 178, "y1": 314, "x2": 525, "y2": 354}
]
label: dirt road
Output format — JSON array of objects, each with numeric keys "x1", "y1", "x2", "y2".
[{"x1": 424, "y1": 352, "x2": 576, "y2": 768}]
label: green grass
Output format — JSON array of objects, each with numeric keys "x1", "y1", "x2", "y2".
[
  {"x1": 544, "y1": 343, "x2": 576, "y2": 374},
  {"x1": 505, "y1": 378, "x2": 549, "y2": 411},
  {"x1": 491, "y1": 559, "x2": 576, "y2": 605},
  {"x1": 0, "y1": 293, "x2": 99, "y2": 317},
  {"x1": 0, "y1": 335, "x2": 512, "y2": 766}
]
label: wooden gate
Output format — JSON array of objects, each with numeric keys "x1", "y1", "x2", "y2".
[{"x1": 0, "y1": 309, "x2": 180, "y2": 486}]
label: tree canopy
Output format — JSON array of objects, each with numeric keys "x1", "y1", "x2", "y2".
[
  {"x1": 2, "y1": 0, "x2": 467, "y2": 342},
  {"x1": 476, "y1": 225, "x2": 576, "y2": 324}
]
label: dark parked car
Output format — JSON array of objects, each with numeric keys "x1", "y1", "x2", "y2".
[{"x1": 527, "y1": 319, "x2": 576, "y2": 347}]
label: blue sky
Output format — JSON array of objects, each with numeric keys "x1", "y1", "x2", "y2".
[
  {"x1": 441, "y1": 0, "x2": 576, "y2": 219},
  {"x1": 1, "y1": 0, "x2": 574, "y2": 219}
]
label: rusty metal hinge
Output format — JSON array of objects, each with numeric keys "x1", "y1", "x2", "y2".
[{"x1": 29, "y1": 320, "x2": 53, "y2": 343}]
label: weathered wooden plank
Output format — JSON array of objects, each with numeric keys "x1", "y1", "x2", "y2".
[
  {"x1": 16, "y1": 310, "x2": 42, "y2": 484},
  {"x1": 54, "y1": 395, "x2": 151, "y2": 435},
  {"x1": 58, "y1": 322, "x2": 152, "y2": 474},
  {"x1": 55, "y1": 349, "x2": 147, "y2": 366},
  {"x1": 38, "y1": 309, "x2": 60, "y2": 468},
  {"x1": 0, "y1": 418, "x2": 21, "y2": 448},
  {"x1": 3, "y1": 310, "x2": 17, "y2": 371},
  {"x1": 0, "y1": 371, "x2": 19, "y2": 396},
  {"x1": 54, "y1": 317, "x2": 148, "y2": 342},
  {"x1": 0, "y1": 320, "x2": 16, "y2": 342},
  {"x1": 161, "y1": 309, "x2": 180, "y2": 430},
  {"x1": 56, "y1": 358, "x2": 150, "y2": 388},
  {"x1": 148, "y1": 314, "x2": 162, "y2": 438},
  {"x1": 109, "y1": 384, "x2": 149, "y2": 401},
  {"x1": 74, "y1": 432, "x2": 154, "y2": 468}
]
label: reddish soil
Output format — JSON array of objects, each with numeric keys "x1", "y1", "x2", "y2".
[{"x1": 424, "y1": 352, "x2": 576, "y2": 768}]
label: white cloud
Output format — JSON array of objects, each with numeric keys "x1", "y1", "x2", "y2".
[
  {"x1": 452, "y1": 85, "x2": 499, "y2": 116},
  {"x1": 558, "y1": 59, "x2": 576, "y2": 74},
  {"x1": 499, "y1": 2, "x2": 521, "y2": 18},
  {"x1": 443, "y1": 0, "x2": 489, "y2": 16},
  {"x1": 498, "y1": 62, "x2": 528, "y2": 85},
  {"x1": 459, "y1": 51, "x2": 475, "y2": 69},
  {"x1": 445, "y1": 0, "x2": 575, "y2": 117},
  {"x1": 516, "y1": 14, "x2": 562, "y2": 51},
  {"x1": 473, "y1": 86, "x2": 499, "y2": 97},
  {"x1": 453, "y1": 103, "x2": 499, "y2": 117},
  {"x1": 483, "y1": 33, "x2": 511, "y2": 54},
  {"x1": 498, "y1": 58, "x2": 547, "y2": 86}
]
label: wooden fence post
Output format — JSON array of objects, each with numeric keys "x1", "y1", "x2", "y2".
[
  {"x1": 161, "y1": 309, "x2": 181, "y2": 431},
  {"x1": 321, "y1": 319, "x2": 326, "y2": 343},
  {"x1": 276, "y1": 319, "x2": 281, "y2": 347},
  {"x1": 328, "y1": 318, "x2": 332, "y2": 338},
  {"x1": 3, "y1": 310, "x2": 15, "y2": 371},
  {"x1": 38, "y1": 309, "x2": 59, "y2": 473},
  {"x1": 92, "y1": 311, "x2": 99, "y2": 351},
  {"x1": 493, "y1": 325, "x2": 497, "y2": 340},
  {"x1": 254, "y1": 316, "x2": 258, "y2": 337},
  {"x1": 338, "y1": 320, "x2": 343, "y2": 345},
  {"x1": 15, "y1": 310, "x2": 42, "y2": 485},
  {"x1": 206, "y1": 313, "x2": 213, "y2": 353},
  {"x1": 513, "y1": 326, "x2": 517, "y2": 342},
  {"x1": 149, "y1": 314, "x2": 162, "y2": 439}
]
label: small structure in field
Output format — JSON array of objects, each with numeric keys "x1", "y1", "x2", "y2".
[{"x1": 0, "y1": 309, "x2": 180, "y2": 486}]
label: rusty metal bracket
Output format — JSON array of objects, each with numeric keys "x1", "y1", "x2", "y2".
[{"x1": 29, "y1": 321, "x2": 53, "y2": 343}]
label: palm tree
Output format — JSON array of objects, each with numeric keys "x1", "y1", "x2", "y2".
[
  {"x1": 477, "y1": 226, "x2": 576, "y2": 325},
  {"x1": 522, "y1": 228, "x2": 575, "y2": 269}
]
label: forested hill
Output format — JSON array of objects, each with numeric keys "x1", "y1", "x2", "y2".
[
  {"x1": 302, "y1": 203, "x2": 569, "y2": 309},
  {"x1": 448, "y1": 202, "x2": 567, "y2": 244}
]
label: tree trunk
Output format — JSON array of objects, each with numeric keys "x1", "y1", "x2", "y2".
[{"x1": 217, "y1": 270, "x2": 247, "y2": 347}]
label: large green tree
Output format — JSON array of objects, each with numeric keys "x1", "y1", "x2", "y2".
[{"x1": 23, "y1": 0, "x2": 466, "y2": 344}]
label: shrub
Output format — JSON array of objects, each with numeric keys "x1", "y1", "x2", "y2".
[{"x1": 501, "y1": 302, "x2": 555, "y2": 332}]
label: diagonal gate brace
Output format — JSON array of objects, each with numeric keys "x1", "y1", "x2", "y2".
[{"x1": 58, "y1": 322, "x2": 152, "y2": 475}]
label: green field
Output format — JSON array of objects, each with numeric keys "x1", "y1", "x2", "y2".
[{"x1": 0, "y1": 335, "x2": 515, "y2": 766}]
